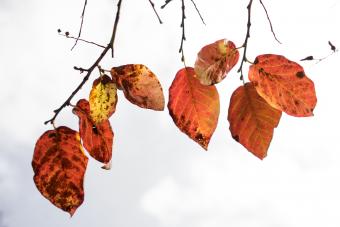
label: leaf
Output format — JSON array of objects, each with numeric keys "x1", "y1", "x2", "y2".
[
  {"x1": 110, "y1": 64, "x2": 164, "y2": 111},
  {"x1": 249, "y1": 54, "x2": 317, "y2": 117},
  {"x1": 32, "y1": 126, "x2": 88, "y2": 216},
  {"x1": 168, "y1": 67, "x2": 220, "y2": 150},
  {"x1": 89, "y1": 75, "x2": 117, "y2": 124},
  {"x1": 194, "y1": 39, "x2": 239, "y2": 85},
  {"x1": 73, "y1": 99, "x2": 114, "y2": 165},
  {"x1": 228, "y1": 83, "x2": 282, "y2": 159}
]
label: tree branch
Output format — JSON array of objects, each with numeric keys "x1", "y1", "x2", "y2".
[
  {"x1": 237, "y1": 0, "x2": 254, "y2": 83},
  {"x1": 45, "y1": 0, "x2": 123, "y2": 125},
  {"x1": 58, "y1": 30, "x2": 106, "y2": 48},
  {"x1": 258, "y1": 0, "x2": 281, "y2": 44},
  {"x1": 71, "y1": 0, "x2": 88, "y2": 50},
  {"x1": 161, "y1": 0, "x2": 174, "y2": 9},
  {"x1": 110, "y1": 0, "x2": 123, "y2": 57},
  {"x1": 300, "y1": 42, "x2": 338, "y2": 63},
  {"x1": 189, "y1": 0, "x2": 205, "y2": 25},
  {"x1": 148, "y1": 0, "x2": 163, "y2": 24},
  {"x1": 179, "y1": 0, "x2": 186, "y2": 63}
]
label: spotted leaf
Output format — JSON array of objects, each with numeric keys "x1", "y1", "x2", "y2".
[
  {"x1": 89, "y1": 75, "x2": 117, "y2": 124},
  {"x1": 110, "y1": 64, "x2": 164, "y2": 111},
  {"x1": 168, "y1": 67, "x2": 220, "y2": 150},
  {"x1": 228, "y1": 83, "x2": 282, "y2": 159},
  {"x1": 249, "y1": 54, "x2": 317, "y2": 117},
  {"x1": 32, "y1": 126, "x2": 88, "y2": 216},
  {"x1": 194, "y1": 39, "x2": 239, "y2": 85},
  {"x1": 73, "y1": 99, "x2": 113, "y2": 165}
]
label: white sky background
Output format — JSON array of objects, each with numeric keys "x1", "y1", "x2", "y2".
[{"x1": 0, "y1": 0, "x2": 340, "y2": 226}]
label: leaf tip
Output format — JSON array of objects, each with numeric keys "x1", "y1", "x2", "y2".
[{"x1": 101, "y1": 161, "x2": 112, "y2": 170}]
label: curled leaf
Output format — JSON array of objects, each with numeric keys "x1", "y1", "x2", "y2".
[
  {"x1": 194, "y1": 39, "x2": 239, "y2": 85},
  {"x1": 168, "y1": 67, "x2": 220, "y2": 150},
  {"x1": 228, "y1": 83, "x2": 282, "y2": 159},
  {"x1": 110, "y1": 64, "x2": 164, "y2": 111},
  {"x1": 89, "y1": 75, "x2": 117, "y2": 124},
  {"x1": 73, "y1": 99, "x2": 114, "y2": 165},
  {"x1": 32, "y1": 126, "x2": 88, "y2": 216},
  {"x1": 249, "y1": 54, "x2": 317, "y2": 117}
]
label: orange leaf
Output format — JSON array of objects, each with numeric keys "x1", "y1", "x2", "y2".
[
  {"x1": 248, "y1": 54, "x2": 317, "y2": 117},
  {"x1": 228, "y1": 83, "x2": 282, "y2": 159},
  {"x1": 110, "y1": 64, "x2": 164, "y2": 111},
  {"x1": 32, "y1": 126, "x2": 88, "y2": 216},
  {"x1": 168, "y1": 67, "x2": 220, "y2": 150},
  {"x1": 194, "y1": 39, "x2": 239, "y2": 85},
  {"x1": 73, "y1": 99, "x2": 114, "y2": 165},
  {"x1": 89, "y1": 75, "x2": 117, "y2": 124}
]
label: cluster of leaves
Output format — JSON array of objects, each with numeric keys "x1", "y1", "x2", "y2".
[
  {"x1": 33, "y1": 65, "x2": 165, "y2": 215},
  {"x1": 32, "y1": 0, "x2": 321, "y2": 216},
  {"x1": 168, "y1": 39, "x2": 317, "y2": 158}
]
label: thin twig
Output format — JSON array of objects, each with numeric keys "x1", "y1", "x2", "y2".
[
  {"x1": 300, "y1": 49, "x2": 339, "y2": 64},
  {"x1": 71, "y1": 0, "x2": 88, "y2": 50},
  {"x1": 148, "y1": 0, "x2": 163, "y2": 24},
  {"x1": 110, "y1": 0, "x2": 123, "y2": 57},
  {"x1": 161, "y1": 0, "x2": 174, "y2": 9},
  {"x1": 237, "y1": 0, "x2": 254, "y2": 83},
  {"x1": 73, "y1": 66, "x2": 90, "y2": 73},
  {"x1": 258, "y1": 0, "x2": 281, "y2": 44},
  {"x1": 179, "y1": 0, "x2": 186, "y2": 63},
  {"x1": 58, "y1": 32, "x2": 105, "y2": 48},
  {"x1": 45, "y1": 0, "x2": 123, "y2": 125},
  {"x1": 189, "y1": 0, "x2": 205, "y2": 25}
]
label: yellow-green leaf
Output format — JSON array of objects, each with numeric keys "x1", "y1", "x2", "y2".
[{"x1": 89, "y1": 75, "x2": 117, "y2": 124}]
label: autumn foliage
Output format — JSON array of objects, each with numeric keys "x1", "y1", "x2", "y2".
[{"x1": 32, "y1": 0, "x2": 321, "y2": 216}]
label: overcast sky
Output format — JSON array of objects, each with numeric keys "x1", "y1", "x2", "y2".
[{"x1": 1, "y1": 0, "x2": 340, "y2": 226}]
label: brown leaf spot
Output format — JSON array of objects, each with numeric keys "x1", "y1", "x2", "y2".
[{"x1": 296, "y1": 71, "x2": 305, "y2": 78}]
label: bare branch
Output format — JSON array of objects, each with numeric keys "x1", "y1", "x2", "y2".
[
  {"x1": 258, "y1": 0, "x2": 282, "y2": 44},
  {"x1": 58, "y1": 30, "x2": 105, "y2": 48},
  {"x1": 161, "y1": 0, "x2": 174, "y2": 9},
  {"x1": 110, "y1": 0, "x2": 123, "y2": 57},
  {"x1": 179, "y1": 0, "x2": 186, "y2": 63},
  {"x1": 237, "y1": 0, "x2": 254, "y2": 83},
  {"x1": 71, "y1": 0, "x2": 88, "y2": 50},
  {"x1": 189, "y1": 0, "x2": 205, "y2": 25},
  {"x1": 148, "y1": 0, "x2": 163, "y2": 24},
  {"x1": 45, "y1": 0, "x2": 123, "y2": 125},
  {"x1": 328, "y1": 41, "x2": 336, "y2": 52},
  {"x1": 300, "y1": 49, "x2": 338, "y2": 64}
]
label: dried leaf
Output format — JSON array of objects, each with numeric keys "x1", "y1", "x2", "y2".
[
  {"x1": 32, "y1": 126, "x2": 88, "y2": 216},
  {"x1": 194, "y1": 39, "x2": 239, "y2": 85},
  {"x1": 89, "y1": 75, "x2": 117, "y2": 124},
  {"x1": 228, "y1": 83, "x2": 282, "y2": 159},
  {"x1": 168, "y1": 67, "x2": 220, "y2": 150},
  {"x1": 73, "y1": 99, "x2": 113, "y2": 165},
  {"x1": 249, "y1": 54, "x2": 317, "y2": 117},
  {"x1": 110, "y1": 64, "x2": 164, "y2": 111}
]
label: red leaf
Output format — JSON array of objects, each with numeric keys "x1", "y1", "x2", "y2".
[
  {"x1": 32, "y1": 126, "x2": 88, "y2": 216},
  {"x1": 228, "y1": 83, "x2": 282, "y2": 159},
  {"x1": 249, "y1": 54, "x2": 317, "y2": 117},
  {"x1": 168, "y1": 67, "x2": 220, "y2": 150},
  {"x1": 194, "y1": 39, "x2": 239, "y2": 85},
  {"x1": 72, "y1": 99, "x2": 114, "y2": 165},
  {"x1": 110, "y1": 64, "x2": 164, "y2": 111},
  {"x1": 89, "y1": 75, "x2": 118, "y2": 124}
]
